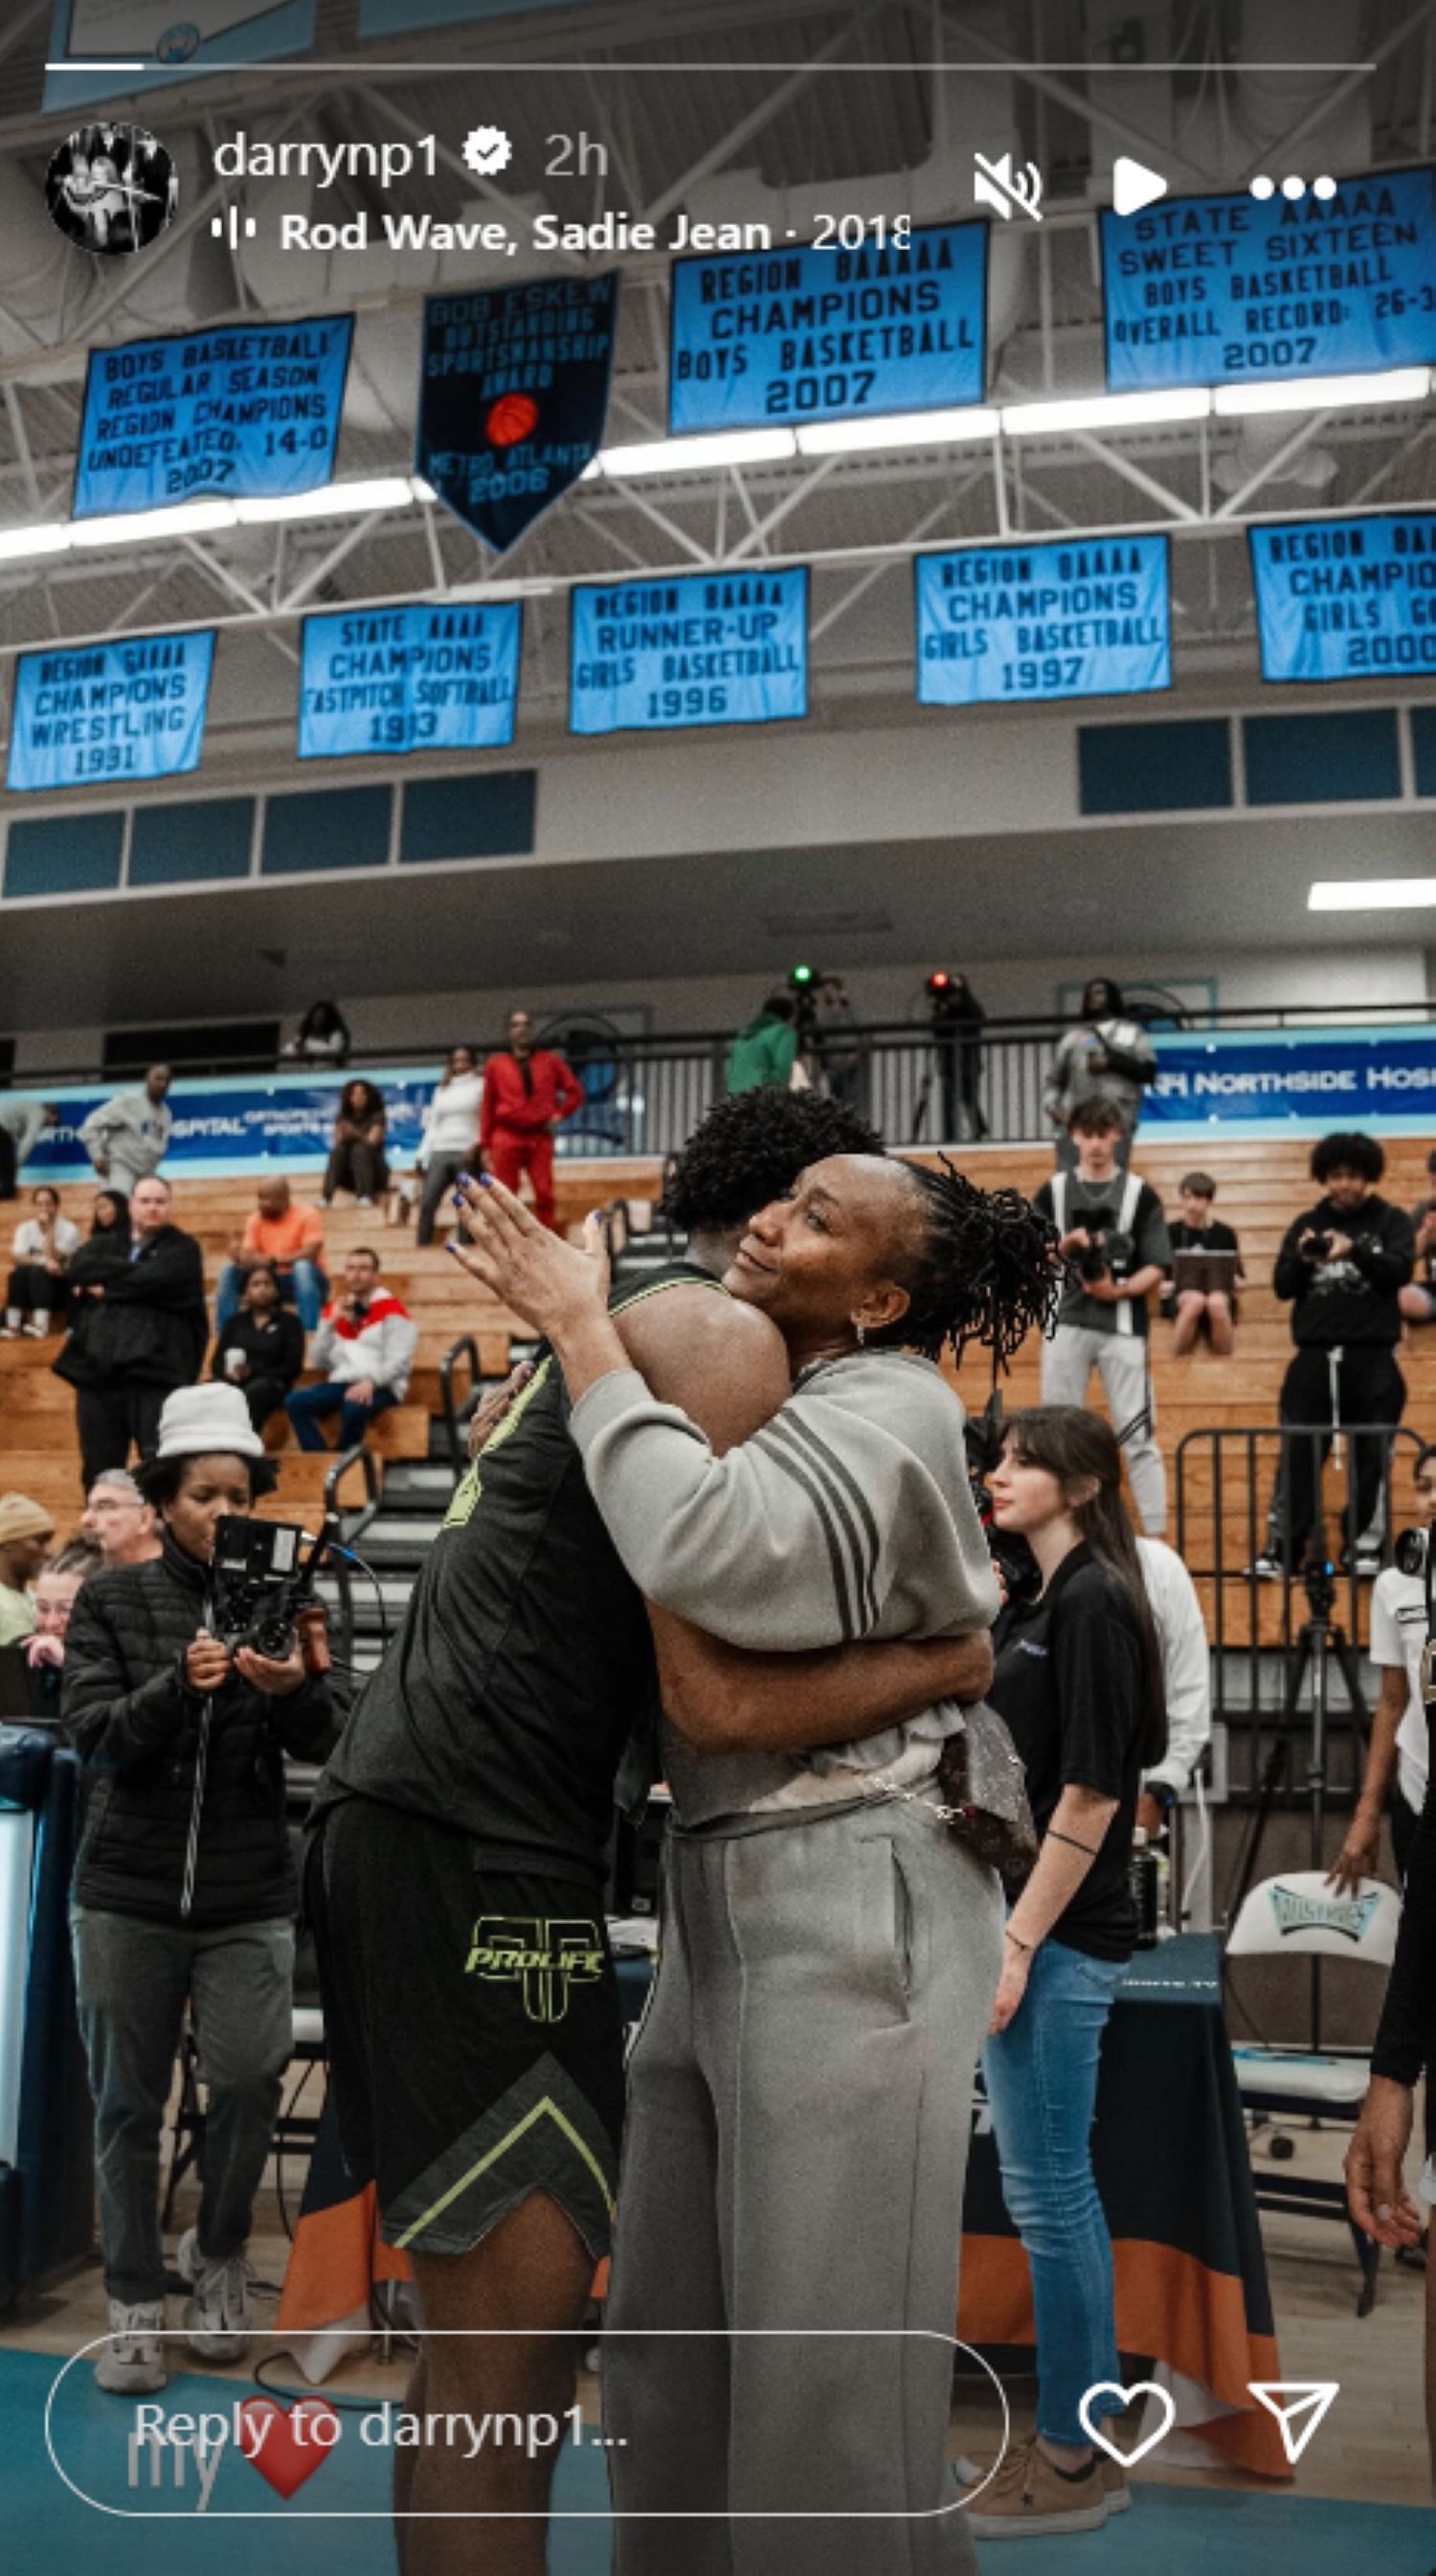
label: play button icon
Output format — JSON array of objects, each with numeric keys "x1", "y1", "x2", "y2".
[{"x1": 1113, "y1": 155, "x2": 1169, "y2": 216}]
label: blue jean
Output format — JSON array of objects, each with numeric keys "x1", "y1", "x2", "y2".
[
  {"x1": 286, "y1": 1379, "x2": 398, "y2": 1453},
  {"x1": 216, "y1": 1256, "x2": 326, "y2": 1332},
  {"x1": 980, "y1": 1935, "x2": 1127, "y2": 2445}
]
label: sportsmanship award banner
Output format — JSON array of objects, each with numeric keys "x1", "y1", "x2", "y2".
[
  {"x1": 1248, "y1": 512, "x2": 1436, "y2": 683},
  {"x1": 916, "y1": 535, "x2": 1171, "y2": 707},
  {"x1": 418, "y1": 276, "x2": 618, "y2": 555},
  {"x1": 570, "y1": 569, "x2": 809, "y2": 735},
  {"x1": 299, "y1": 601, "x2": 522, "y2": 758},
  {"x1": 74, "y1": 316, "x2": 353, "y2": 517},
  {"x1": 7, "y1": 630, "x2": 214, "y2": 792},
  {"x1": 1102, "y1": 167, "x2": 1436, "y2": 392},
  {"x1": 44, "y1": 1, "x2": 316, "y2": 115},
  {"x1": 669, "y1": 223, "x2": 988, "y2": 433}
]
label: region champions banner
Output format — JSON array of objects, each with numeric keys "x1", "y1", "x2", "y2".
[
  {"x1": 417, "y1": 275, "x2": 618, "y2": 555},
  {"x1": 1102, "y1": 166, "x2": 1436, "y2": 392},
  {"x1": 44, "y1": 1, "x2": 316, "y2": 114},
  {"x1": 570, "y1": 568, "x2": 809, "y2": 736},
  {"x1": 915, "y1": 534, "x2": 1171, "y2": 708},
  {"x1": 1248, "y1": 512, "x2": 1436, "y2": 683},
  {"x1": 299, "y1": 600, "x2": 523, "y2": 758},
  {"x1": 669, "y1": 222, "x2": 988, "y2": 433},
  {"x1": 7, "y1": 629, "x2": 215, "y2": 793},
  {"x1": 74, "y1": 316, "x2": 353, "y2": 518}
]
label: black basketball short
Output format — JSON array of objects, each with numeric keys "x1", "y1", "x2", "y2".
[{"x1": 307, "y1": 1796, "x2": 626, "y2": 2260}]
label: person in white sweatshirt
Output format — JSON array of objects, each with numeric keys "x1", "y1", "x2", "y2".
[
  {"x1": 285, "y1": 1248, "x2": 417, "y2": 1454},
  {"x1": 79, "y1": 1065, "x2": 173, "y2": 1198},
  {"x1": 414, "y1": 1045, "x2": 483, "y2": 1248},
  {"x1": 6, "y1": 1184, "x2": 80, "y2": 1337}
]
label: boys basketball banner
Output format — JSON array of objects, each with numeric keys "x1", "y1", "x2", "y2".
[
  {"x1": 570, "y1": 570, "x2": 809, "y2": 735},
  {"x1": 7, "y1": 630, "x2": 215, "y2": 793},
  {"x1": 417, "y1": 276, "x2": 618, "y2": 555},
  {"x1": 43, "y1": 1, "x2": 316, "y2": 113},
  {"x1": 73, "y1": 316, "x2": 353, "y2": 517},
  {"x1": 299, "y1": 601, "x2": 523, "y2": 758},
  {"x1": 668, "y1": 223, "x2": 988, "y2": 433},
  {"x1": 1248, "y1": 513, "x2": 1436, "y2": 683},
  {"x1": 915, "y1": 535, "x2": 1171, "y2": 707},
  {"x1": 1101, "y1": 168, "x2": 1436, "y2": 392}
]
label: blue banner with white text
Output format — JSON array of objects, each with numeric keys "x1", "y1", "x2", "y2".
[
  {"x1": 1101, "y1": 167, "x2": 1436, "y2": 392},
  {"x1": 44, "y1": 1, "x2": 316, "y2": 114},
  {"x1": 7, "y1": 630, "x2": 214, "y2": 792},
  {"x1": 668, "y1": 223, "x2": 988, "y2": 433},
  {"x1": 1145, "y1": 1026, "x2": 1436, "y2": 1131},
  {"x1": 74, "y1": 316, "x2": 353, "y2": 518},
  {"x1": 915, "y1": 534, "x2": 1171, "y2": 707},
  {"x1": 1248, "y1": 512, "x2": 1436, "y2": 683},
  {"x1": 570, "y1": 569, "x2": 809, "y2": 735},
  {"x1": 299, "y1": 600, "x2": 522, "y2": 758}
]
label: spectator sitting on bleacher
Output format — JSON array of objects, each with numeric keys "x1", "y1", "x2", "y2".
[
  {"x1": 0, "y1": 1493, "x2": 56, "y2": 1644},
  {"x1": 1032, "y1": 1097, "x2": 1171, "y2": 1536},
  {"x1": 23, "y1": 1535, "x2": 103, "y2": 1723},
  {"x1": 415, "y1": 1045, "x2": 483, "y2": 1248},
  {"x1": 5, "y1": 1182, "x2": 80, "y2": 1338},
  {"x1": 1163, "y1": 1171, "x2": 1245, "y2": 1358},
  {"x1": 1401, "y1": 1148, "x2": 1436, "y2": 1330},
  {"x1": 213, "y1": 1264, "x2": 305, "y2": 1438},
  {"x1": 79, "y1": 1063, "x2": 173, "y2": 1199},
  {"x1": 286, "y1": 1248, "x2": 416, "y2": 1455},
  {"x1": 54, "y1": 1176, "x2": 209, "y2": 1488},
  {"x1": 323, "y1": 1079, "x2": 389, "y2": 1208},
  {"x1": 81, "y1": 1467, "x2": 161, "y2": 1569},
  {"x1": 0, "y1": 1096, "x2": 59, "y2": 1201},
  {"x1": 214, "y1": 1177, "x2": 326, "y2": 1333}
]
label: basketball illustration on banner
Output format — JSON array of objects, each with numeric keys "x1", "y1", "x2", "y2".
[
  {"x1": 418, "y1": 273, "x2": 620, "y2": 554},
  {"x1": 486, "y1": 393, "x2": 541, "y2": 449}
]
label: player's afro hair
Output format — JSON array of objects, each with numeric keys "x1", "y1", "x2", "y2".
[{"x1": 662, "y1": 1087, "x2": 885, "y2": 1234}]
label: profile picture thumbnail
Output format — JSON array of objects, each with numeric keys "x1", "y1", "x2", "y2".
[{"x1": 45, "y1": 123, "x2": 178, "y2": 257}]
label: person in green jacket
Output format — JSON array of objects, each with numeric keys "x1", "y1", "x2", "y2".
[{"x1": 725, "y1": 991, "x2": 799, "y2": 1095}]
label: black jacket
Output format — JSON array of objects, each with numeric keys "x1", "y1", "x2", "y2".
[
  {"x1": 1272, "y1": 1193, "x2": 1414, "y2": 1348},
  {"x1": 62, "y1": 1534, "x2": 343, "y2": 1927},
  {"x1": 211, "y1": 1307, "x2": 305, "y2": 1391},
  {"x1": 50, "y1": 1230, "x2": 132, "y2": 1388}
]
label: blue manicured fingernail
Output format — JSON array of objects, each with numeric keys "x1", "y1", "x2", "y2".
[
  {"x1": 451, "y1": 1187, "x2": 467, "y2": 1207},
  {"x1": 444, "y1": 1240, "x2": 461, "y2": 1256},
  {"x1": 478, "y1": 1173, "x2": 493, "y2": 1186}
]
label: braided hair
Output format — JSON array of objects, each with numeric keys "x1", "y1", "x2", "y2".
[{"x1": 874, "y1": 1154, "x2": 1061, "y2": 1368}]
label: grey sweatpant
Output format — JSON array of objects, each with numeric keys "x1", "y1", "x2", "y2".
[
  {"x1": 1040, "y1": 1321, "x2": 1167, "y2": 1533},
  {"x1": 604, "y1": 1799, "x2": 1003, "y2": 2575}
]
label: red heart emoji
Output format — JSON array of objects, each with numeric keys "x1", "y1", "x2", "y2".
[{"x1": 236, "y1": 2397, "x2": 340, "y2": 2498}]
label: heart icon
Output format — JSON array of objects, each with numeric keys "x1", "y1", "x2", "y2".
[
  {"x1": 236, "y1": 2397, "x2": 341, "y2": 2498},
  {"x1": 1077, "y1": 2379, "x2": 1177, "y2": 2467}
]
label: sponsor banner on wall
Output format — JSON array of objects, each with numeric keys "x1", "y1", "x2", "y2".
[
  {"x1": 299, "y1": 600, "x2": 523, "y2": 758},
  {"x1": 570, "y1": 567, "x2": 809, "y2": 735},
  {"x1": 1248, "y1": 511, "x2": 1436, "y2": 683},
  {"x1": 44, "y1": 0, "x2": 316, "y2": 114},
  {"x1": 7, "y1": 629, "x2": 215, "y2": 792},
  {"x1": 668, "y1": 222, "x2": 988, "y2": 433},
  {"x1": 915, "y1": 534, "x2": 1171, "y2": 707},
  {"x1": 1145, "y1": 1026, "x2": 1436, "y2": 1130},
  {"x1": 417, "y1": 274, "x2": 618, "y2": 554},
  {"x1": 1101, "y1": 166, "x2": 1436, "y2": 392},
  {"x1": 74, "y1": 316, "x2": 353, "y2": 517}
]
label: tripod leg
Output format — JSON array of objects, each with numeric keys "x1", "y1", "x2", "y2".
[{"x1": 1225, "y1": 1630, "x2": 1311, "y2": 1923}]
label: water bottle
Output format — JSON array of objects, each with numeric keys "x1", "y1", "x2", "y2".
[{"x1": 1130, "y1": 1827, "x2": 1160, "y2": 1950}]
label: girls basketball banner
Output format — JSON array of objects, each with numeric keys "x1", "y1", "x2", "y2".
[
  {"x1": 299, "y1": 600, "x2": 523, "y2": 758},
  {"x1": 915, "y1": 534, "x2": 1171, "y2": 706},
  {"x1": 7, "y1": 629, "x2": 215, "y2": 793},
  {"x1": 570, "y1": 569, "x2": 809, "y2": 735},
  {"x1": 1248, "y1": 512, "x2": 1436, "y2": 683},
  {"x1": 416, "y1": 275, "x2": 619, "y2": 554},
  {"x1": 73, "y1": 316, "x2": 353, "y2": 517}
]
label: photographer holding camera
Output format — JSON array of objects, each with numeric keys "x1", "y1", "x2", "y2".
[
  {"x1": 62, "y1": 1384, "x2": 344, "y2": 2397},
  {"x1": 1032, "y1": 1099, "x2": 1171, "y2": 1535}
]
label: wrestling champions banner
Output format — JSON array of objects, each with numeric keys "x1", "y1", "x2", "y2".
[
  {"x1": 417, "y1": 276, "x2": 619, "y2": 555},
  {"x1": 43, "y1": 1, "x2": 316, "y2": 114},
  {"x1": 669, "y1": 223, "x2": 987, "y2": 433},
  {"x1": 1102, "y1": 166, "x2": 1436, "y2": 392},
  {"x1": 299, "y1": 600, "x2": 523, "y2": 758},
  {"x1": 74, "y1": 316, "x2": 353, "y2": 517},
  {"x1": 7, "y1": 629, "x2": 215, "y2": 793},
  {"x1": 1248, "y1": 512, "x2": 1436, "y2": 683},
  {"x1": 569, "y1": 568, "x2": 809, "y2": 735},
  {"x1": 915, "y1": 534, "x2": 1171, "y2": 707}
]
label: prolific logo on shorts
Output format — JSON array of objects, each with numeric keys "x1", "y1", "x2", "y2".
[
  {"x1": 1268, "y1": 1884, "x2": 1380, "y2": 1944},
  {"x1": 464, "y1": 1916, "x2": 605, "y2": 2023}
]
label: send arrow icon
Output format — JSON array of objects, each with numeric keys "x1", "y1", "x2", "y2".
[{"x1": 1247, "y1": 2383, "x2": 1341, "y2": 2465}]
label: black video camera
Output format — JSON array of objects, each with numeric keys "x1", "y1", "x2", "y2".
[
  {"x1": 207, "y1": 1515, "x2": 333, "y2": 1663},
  {"x1": 1075, "y1": 1205, "x2": 1136, "y2": 1285},
  {"x1": 1304, "y1": 1230, "x2": 1335, "y2": 1262}
]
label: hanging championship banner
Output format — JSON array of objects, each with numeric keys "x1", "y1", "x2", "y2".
[
  {"x1": 915, "y1": 535, "x2": 1172, "y2": 707},
  {"x1": 7, "y1": 629, "x2": 215, "y2": 792},
  {"x1": 74, "y1": 316, "x2": 353, "y2": 518},
  {"x1": 570, "y1": 569, "x2": 809, "y2": 735},
  {"x1": 299, "y1": 600, "x2": 523, "y2": 758},
  {"x1": 1248, "y1": 512, "x2": 1436, "y2": 683},
  {"x1": 417, "y1": 275, "x2": 618, "y2": 555},
  {"x1": 44, "y1": 1, "x2": 316, "y2": 115},
  {"x1": 1102, "y1": 167, "x2": 1436, "y2": 392},
  {"x1": 668, "y1": 222, "x2": 987, "y2": 434}
]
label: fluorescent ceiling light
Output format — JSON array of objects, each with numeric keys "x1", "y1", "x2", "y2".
[
  {"x1": 72, "y1": 500, "x2": 237, "y2": 546},
  {"x1": 598, "y1": 430, "x2": 797, "y2": 477},
  {"x1": 1309, "y1": 878, "x2": 1436, "y2": 911},
  {"x1": 1215, "y1": 368, "x2": 1431, "y2": 416},
  {"x1": 234, "y1": 477, "x2": 415, "y2": 524},
  {"x1": 1002, "y1": 390, "x2": 1212, "y2": 435},
  {"x1": 797, "y1": 406, "x2": 999, "y2": 455},
  {"x1": 0, "y1": 525, "x2": 72, "y2": 561}
]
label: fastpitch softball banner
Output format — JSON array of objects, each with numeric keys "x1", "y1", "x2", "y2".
[
  {"x1": 1248, "y1": 512, "x2": 1436, "y2": 683},
  {"x1": 569, "y1": 568, "x2": 809, "y2": 735},
  {"x1": 73, "y1": 316, "x2": 353, "y2": 518},
  {"x1": 7, "y1": 629, "x2": 215, "y2": 793},
  {"x1": 43, "y1": 1, "x2": 316, "y2": 114},
  {"x1": 417, "y1": 275, "x2": 619, "y2": 555},
  {"x1": 916, "y1": 535, "x2": 1172, "y2": 707},
  {"x1": 299, "y1": 600, "x2": 523, "y2": 758},
  {"x1": 668, "y1": 223, "x2": 988, "y2": 434}
]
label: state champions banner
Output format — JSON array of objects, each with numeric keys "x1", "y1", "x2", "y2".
[
  {"x1": 668, "y1": 223, "x2": 988, "y2": 433},
  {"x1": 1248, "y1": 512, "x2": 1436, "y2": 683},
  {"x1": 43, "y1": 1, "x2": 316, "y2": 115},
  {"x1": 74, "y1": 317, "x2": 353, "y2": 518},
  {"x1": 417, "y1": 276, "x2": 618, "y2": 555},
  {"x1": 915, "y1": 534, "x2": 1171, "y2": 708},
  {"x1": 299, "y1": 600, "x2": 522, "y2": 759},
  {"x1": 1101, "y1": 166, "x2": 1436, "y2": 392},
  {"x1": 7, "y1": 629, "x2": 215, "y2": 793},
  {"x1": 570, "y1": 568, "x2": 809, "y2": 736}
]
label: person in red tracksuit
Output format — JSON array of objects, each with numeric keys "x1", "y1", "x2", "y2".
[{"x1": 478, "y1": 1010, "x2": 585, "y2": 1231}]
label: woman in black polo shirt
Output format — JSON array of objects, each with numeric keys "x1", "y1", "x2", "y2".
[{"x1": 968, "y1": 1406, "x2": 1167, "y2": 2543}]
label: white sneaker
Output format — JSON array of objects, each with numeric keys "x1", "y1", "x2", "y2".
[
  {"x1": 177, "y1": 2226, "x2": 252, "y2": 2361},
  {"x1": 95, "y1": 2297, "x2": 167, "y2": 2394}
]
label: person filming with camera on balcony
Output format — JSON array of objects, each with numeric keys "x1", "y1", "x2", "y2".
[{"x1": 1032, "y1": 1097, "x2": 1171, "y2": 1536}]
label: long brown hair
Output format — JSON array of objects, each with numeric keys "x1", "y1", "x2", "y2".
[{"x1": 1003, "y1": 1406, "x2": 1169, "y2": 1767}]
